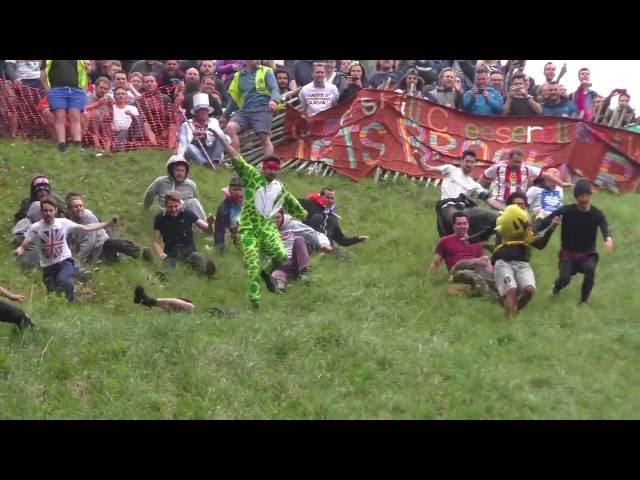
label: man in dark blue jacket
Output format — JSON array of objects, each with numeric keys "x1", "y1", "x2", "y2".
[{"x1": 213, "y1": 177, "x2": 244, "y2": 253}]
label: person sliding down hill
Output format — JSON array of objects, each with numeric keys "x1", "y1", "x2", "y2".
[
  {"x1": 413, "y1": 149, "x2": 500, "y2": 238},
  {"x1": 0, "y1": 283, "x2": 34, "y2": 329},
  {"x1": 298, "y1": 187, "x2": 368, "y2": 253},
  {"x1": 467, "y1": 204, "x2": 560, "y2": 319},
  {"x1": 212, "y1": 128, "x2": 308, "y2": 309},
  {"x1": 133, "y1": 285, "x2": 236, "y2": 317}
]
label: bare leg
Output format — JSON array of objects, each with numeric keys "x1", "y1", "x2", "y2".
[
  {"x1": 517, "y1": 286, "x2": 535, "y2": 312},
  {"x1": 68, "y1": 108, "x2": 82, "y2": 142},
  {"x1": 134, "y1": 285, "x2": 194, "y2": 313},
  {"x1": 53, "y1": 109, "x2": 67, "y2": 143},
  {"x1": 503, "y1": 288, "x2": 518, "y2": 319},
  {"x1": 224, "y1": 122, "x2": 241, "y2": 151},
  {"x1": 259, "y1": 132, "x2": 274, "y2": 157},
  {"x1": 155, "y1": 298, "x2": 195, "y2": 313}
]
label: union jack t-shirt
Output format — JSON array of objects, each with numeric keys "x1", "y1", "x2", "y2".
[{"x1": 25, "y1": 218, "x2": 77, "y2": 268}]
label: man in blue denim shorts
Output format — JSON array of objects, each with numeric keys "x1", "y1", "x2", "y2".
[
  {"x1": 40, "y1": 60, "x2": 89, "y2": 152},
  {"x1": 223, "y1": 60, "x2": 280, "y2": 157}
]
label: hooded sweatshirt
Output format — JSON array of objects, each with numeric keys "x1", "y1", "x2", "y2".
[
  {"x1": 278, "y1": 214, "x2": 330, "y2": 257},
  {"x1": 143, "y1": 156, "x2": 199, "y2": 209}
]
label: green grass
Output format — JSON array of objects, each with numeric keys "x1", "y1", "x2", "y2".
[{"x1": 0, "y1": 139, "x2": 638, "y2": 419}]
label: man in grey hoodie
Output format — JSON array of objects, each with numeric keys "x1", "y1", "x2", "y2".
[
  {"x1": 271, "y1": 209, "x2": 332, "y2": 293},
  {"x1": 142, "y1": 154, "x2": 206, "y2": 220},
  {"x1": 66, "y1": 193, "x2": 151, "y2": 266}
]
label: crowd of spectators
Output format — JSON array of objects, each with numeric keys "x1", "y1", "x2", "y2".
[{"x1": 1, "y1": 60, "x2": 637, "y2": 156}]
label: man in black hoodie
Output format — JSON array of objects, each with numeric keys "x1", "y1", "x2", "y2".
[
  {"x1": 536, "y1": 179, "x2": 613, "y2": 306},
  {"x1": 298, "y1": 187, "x2": 368, "y2": 251}
]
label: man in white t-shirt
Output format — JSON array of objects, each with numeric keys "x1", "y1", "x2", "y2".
[
  {"x1": 414, "y1": 150, "x2": 500, "y2": 236},
  {"x1": 14, "y1": 197, "x2": 116, "y2": 303},
  {"x1": 109, "y1": 86, "x2": 140, "y2": 152},
  {"x1": 298, "y1": 63, "x2": 339, "y2": 116},
  {"x1": 480, "y1": 148, "x2": 570, "y2": 209}
]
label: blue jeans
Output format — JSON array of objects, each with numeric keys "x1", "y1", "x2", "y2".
[
  {"x1": 42, "y1": 258, "x2": 75, "y2": 303},
  {"x1": 184, "y1": 141, "x2": 224, "y2": 166}
]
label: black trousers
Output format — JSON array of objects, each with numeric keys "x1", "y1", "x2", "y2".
[
  {"x1": 554, "y1": 253, "x2": 599, "y2": 303},
  {"x1": 101, "y1": 238, "x2": 141, "y2": 262}
]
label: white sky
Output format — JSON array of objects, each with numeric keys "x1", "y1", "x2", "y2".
[{"x1": 524, "y1": 60, "x2": 640, "y2": 109}]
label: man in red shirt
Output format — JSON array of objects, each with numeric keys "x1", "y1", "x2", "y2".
[{"x1": 429, "y1": 211, "x2": 496, "y2": 298}]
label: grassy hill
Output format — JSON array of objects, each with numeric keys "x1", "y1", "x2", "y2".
[{"x1": 0, "y1": 139, "x2": 638, "y2": 419}]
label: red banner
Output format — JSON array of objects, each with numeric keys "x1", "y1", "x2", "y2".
[{"x1": 275, "y1": 89, "x2": 640, "y2": 193}]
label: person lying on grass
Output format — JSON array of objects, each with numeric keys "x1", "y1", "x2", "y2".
[
  {"x1": 0, "y1": 284, "x2": 34, "y2": 329},
  {"x1": 133, "y1": 285, "x2": 235, "y2": 317}
]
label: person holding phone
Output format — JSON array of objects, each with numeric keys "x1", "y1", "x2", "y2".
[
  {"x1": 569, "y1": 67, "x2": 599, "y2": 121},
  {"x1": 502, "y1": 73, "x2": 542, "y2": 116},
  {"x1": 462, "y1": 66, "x2": 504, "y2": 115}
]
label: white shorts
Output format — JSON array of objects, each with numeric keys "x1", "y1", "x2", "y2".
[{"x1": 493, "y1": 260, "x2": 536, "y2": 297}]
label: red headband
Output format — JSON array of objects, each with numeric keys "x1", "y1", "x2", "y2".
[{"x1": 263, "y1": 160, "x2": 281, "y2": 170}]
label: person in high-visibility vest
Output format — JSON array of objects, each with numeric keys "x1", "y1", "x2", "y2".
[
  {"x1": 40, "y1": 60, "x2": 89, "y2": 153},
  {"x1": 223, "y1": 60, "x2": 280, "y2": 158}
]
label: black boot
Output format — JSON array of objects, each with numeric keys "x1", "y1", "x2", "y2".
[
  {"x1": 134, "y1": 286, "x2": 157, "y2": 308},
  {"x1": 205, "y1": 259, "x2": 217, "y2": 277},
  {"x1": 260, "y1": 270, "x2": 277, "y2": 293}
]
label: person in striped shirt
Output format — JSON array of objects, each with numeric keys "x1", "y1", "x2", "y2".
[{"x1": 480, "y1": 148, "x2": 571, "y2": 210}]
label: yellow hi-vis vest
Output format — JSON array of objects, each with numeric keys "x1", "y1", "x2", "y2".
[
  {"x1": 228, "y1": 65, "x2": 272, "y2": 109},
  {"x1": 45, "y1": 60, "x2": 89, "y2": 90}
]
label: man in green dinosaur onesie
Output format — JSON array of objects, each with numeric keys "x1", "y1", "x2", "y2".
[{"x1": 213, "y1": 129, "x2": 307, "y2": 309}]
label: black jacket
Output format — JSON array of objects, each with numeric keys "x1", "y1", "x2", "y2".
[{"x1": 298, "y1": 197, "x2": 364, "y2": 247}]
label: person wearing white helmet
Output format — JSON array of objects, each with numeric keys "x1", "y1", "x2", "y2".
[{"x1": 142, "y1": 154, "x2": 206, "y2": 220}]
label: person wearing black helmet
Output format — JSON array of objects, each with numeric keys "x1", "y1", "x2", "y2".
[
  {"x1": 12, "y1": 175, "x2": 67, "y2": 271},
  {"x1": 536, "y1": 179, "x2": 613, "y2": 305},
  {"x1": 142, "y1": 154, "x2": 206, "y2": 220}
]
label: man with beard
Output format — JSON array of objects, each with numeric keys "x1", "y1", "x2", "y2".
[
  {"x1": 414, "y1": 149, "x2": 500, "y2": 236},
  {"x1": 542, "y1": 82, "x2": 578, "y2": 117},
  {"x1": 199, "y1": 60, "x2": 227, "y2": 104},
  {"x1": 182, "y1": 71, "x2": 223, "y2": 120},
  {"x1": 430, "y1": 67, "x2": 463, "y2": 109},
  {"x1": 157, "y1": 60, "x2": 185, "y2": 88},
  {"x1": 134, "y1": 74, "x2": 175, "y2": 149}
]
